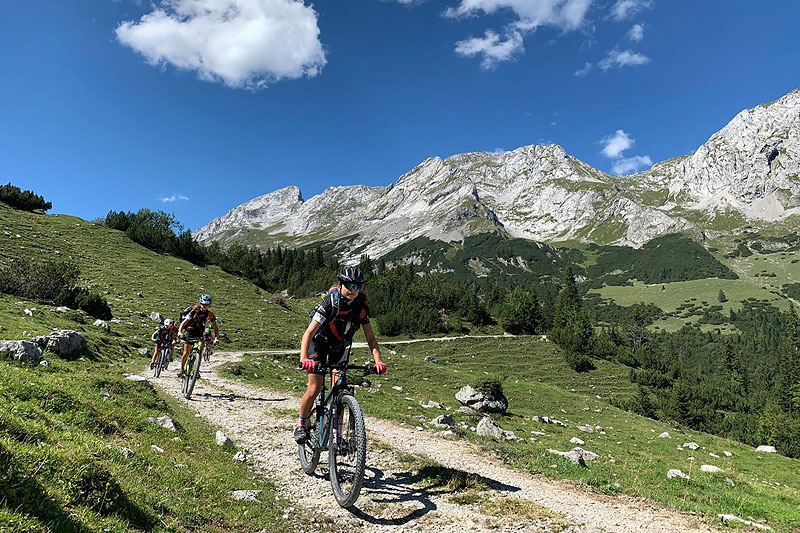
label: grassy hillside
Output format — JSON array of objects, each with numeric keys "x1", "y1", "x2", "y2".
[
  {"x1": 0, "y1": 204, "x2": 330, "y2": 532},
  {"x1": 223, "y1": 337, "x2": 800, "y2": 532}
]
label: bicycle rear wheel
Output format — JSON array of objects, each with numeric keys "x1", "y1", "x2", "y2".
[
  {"x1": 184, "y1": 351, "x2": 201, "y2": 399},
  {"x1": 298, "y1": 408, "x2": 321, "y2": 475},
  {"x1": 329, "y1": 394, "x2": 367, "y2": 507}
]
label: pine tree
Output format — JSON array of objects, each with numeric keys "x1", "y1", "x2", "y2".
[
  {"x1": 778, "y1": 307, "x2": 800, "y2": 414},
  {"x1": 553, "y1": 267, "x2": 581, "y2": 331}
]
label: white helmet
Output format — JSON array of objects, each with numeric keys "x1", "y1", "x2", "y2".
[{"x1": 164, "y1": 318, "x2": 174, "y2": 327}]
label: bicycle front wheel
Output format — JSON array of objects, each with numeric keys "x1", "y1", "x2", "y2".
[
  {"x1": 298, "y1": 408, "x2": 321, "y2": 475},
  {"x1": 184, "y1": 351, "x2": 201, "y2": 399},
  {"x1": 329, "y1": 394, "x2": 367, "y2": 507},
  {"x1": 154, "y1": 348, "x2": 165, "y2": 378}
]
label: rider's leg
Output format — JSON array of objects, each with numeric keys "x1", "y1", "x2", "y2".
[
  {"x1": 151, "y1": 344, "x2": 159, "y2": 364},
  {"x1": 299, "y1": 374, "x2": 323, "y2": 420},
  {"x1": 181, "y1": 342, "x2": 191, "y2": 372},
  {"x1": 196, "y1": 341, "x2": 205, "y2": 370}
]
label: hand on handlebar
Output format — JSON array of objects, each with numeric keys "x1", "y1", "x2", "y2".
[{"x1": 300, "y1": 359, "x2": 317, "y2": 373}]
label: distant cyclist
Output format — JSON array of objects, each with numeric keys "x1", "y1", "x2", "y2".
[
  {"x1": 150, "y1": 318, "x2": 178, "y2": 369},
  {"x1": 294, "y1": 266, "x2": 387, "y2": 444},
  {"x1": 177, "y1": 294, "x2": 219, "y2": 378}
]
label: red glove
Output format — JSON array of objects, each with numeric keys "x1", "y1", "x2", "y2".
[
  {"x1": 374, "y1": 362, "x2": 387, "y2": 375},
  {"x1": 300, "y1": 359, "x2": 317, "y2": 373}
]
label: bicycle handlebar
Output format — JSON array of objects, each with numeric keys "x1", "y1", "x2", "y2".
[{"x1": 298, "y1": 362, "x2": 377, "y2": 374}]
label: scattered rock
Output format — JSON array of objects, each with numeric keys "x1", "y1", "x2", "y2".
[
  {"x1": 32, "y1": 330, "x2": 88, "y2": 355},
  {"x1": 756, "y1": 445, "x2": 777, "y2": 454},
  {"x1": 39, "y1": 360, "x2": 49, "y2": 367},
  {"x1": 700, "y1": 464, "x2": 723, "y2": 473},
  {"x1": 547, "y1": 449, "x2": 586, "y2": 467},
  {"x1": 572, "y1": 447, "x2": 599, "y2": 461},
  {"x1": 392, "y1": 386, "x2": 403, "y2": 392},
  {"x1": 455, "y1": 384, "x2": 508, "y2": 414},
  {"x1": 723, "y1": 451, "x2": 732, "y2": 457},
  {"x1": 54, "y1": 306, "x2": 71, "y2": 313},
  {"x1": 419, "y1": 400, "x2": 443, "y2": 409},
  {"x1": 683, "y1": 442, "x2": 700, "y2": 450},
  {"x1": 577, "y1": 425, "x2": 594, "y2": 433},
  {"x1": 138, "y1": 348, "x2": 149, "y2": 356},
  {"x1": 570, "y1": 437, "x2": 585, "y2": 446},
  {"x1": 93, "y1": 319, "x2": 110, "y2": 331},
  {"x1": 110, "y1": 319, "x2": 123, "y2": 324},
  {"x1": 718, "y1": 514, "x2": 771, "y2": 530},
  {"x1": 709, "y1": 452, "x2": 720, "y2": 458},
  {"x1": 24, "y1": 308, "x2": 33, "y2": 317},
  {"x1": 118, "y1": 446, "x2": 135, "y2": 458},
  {"x1": 0, "y1": 340, "x2": 43, "y2": 363},
  {"x1": 724, "y1": 477, "x2": 735, "y2": 487},
  {"x1": 150, "y1": 311, "x2": 164, "y2": 323},
  {"x1": 124, "y1": 374, "x2": 154, "y2": 389},
  {"x1": 667, "y1": 469, "x2": 690, "y2": 480},
  {"x1": 432, "y1": 414, "x2": 454, "y2": 428},
  {"x1": 151, "y1": 445, "x2": 165, "y2": 453},
  {"x1": 424, "y1": 356, "x2": 438, "y2": 364},
  {"x1": 534, "y1": 416, "x2": 566, "y2": 427},
  {"x1": 233, "y1": 450, "x2": 248, "y2": 463},
  {"x1": 147, "y1": 416, "x2": 177, "y2": 432},
  {"x1": 436, "y1": 430, "x2": 456, "y2": 439},
  {"x1": 476, "y1": 417, "x2": 505, "y2": 440},
  {"x1": 457, "y1": 406, "x2": 483, "y2": 417},
  {"x1": 658, "y1": 432, "x2": 671, "y2": 439},
  {"x1": 230, "y1": 490, "x2": 261, "y2": 502},
  {"x1": 216, "y1": 431, "x2": 234, "y2": 447}
]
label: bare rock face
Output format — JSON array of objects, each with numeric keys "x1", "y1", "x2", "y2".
[{"x1": 0, "y1": 340, "x2": 43, "y2": 363}]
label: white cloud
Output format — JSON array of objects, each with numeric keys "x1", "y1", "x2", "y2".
[
  {"x1": 612, "y1": 155, "x2": 652, "y2": 174},
  {"x1": 610, "y1": 0, "x2": 652, "y2": 20},
  {"x1": 599, "y1": 129, "x2": 652, "y2": 174},
  {"x1": 161, "y1": 194, "x2": 189, "y2": 203},
  {"x1": 601, "y1": 129, "x2": 634, "y2": 158},
  {"x1": 455, "y1": 30, "x2": 524, "y2": 69},
  {"x1": 447, "y1": 0, "x2": 594, "y2": 67},
  {"x1": 598, "y1": 48, "x2": 649, "y2": 70},
  {"x1": 574, "y1": 61, "x2": 592, "y2": 76},
  {"x1": 551, "y1": 121, "x2": 557, "y2": 126},
  {"x1": 627, "y1": 23, "x2": 644, "y2": 41},
  {"x1": 490, "y1": 147, "x2": 507, "y2": 155},
  {"x1": 115, "y1": 0, "x2": 326, "y2": 89}
]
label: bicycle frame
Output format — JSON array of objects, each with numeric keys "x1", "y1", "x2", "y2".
[{"x1": 312, "y1": 367, "x2": 353, "y2": 450}]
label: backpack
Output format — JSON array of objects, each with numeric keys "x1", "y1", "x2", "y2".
[
  {"x1": 179, "y1": 305, "x2": 194, "y2": 324},
  {"x1": 308, "y1": 287, "x2": 340, "y2": 324}
]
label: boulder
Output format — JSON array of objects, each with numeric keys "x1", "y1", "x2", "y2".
[
  {"x1": 476, "y1": 417, "x2": 505, "y2": 440},
  {"x1": 547, "y1": 449, "x2": 586, "y2": 467},
  {"x1": 455, "y1": 385, "x2": 483, "y2": 405},
  {"x1": 216, "y1": 431, "x2": 234, "y2": 448},
  {"x1": 700, "y1": 464, "x2": 723, "y2": 473},
  {"x1": 667, "y1": 469, "x2": 690, "y2": 480},
  {"x1": 723, "y1": 451, "x2": 732, "y2": 457},
  {"x1": 230, "y1": 490, "x2": 261, "y2": 502},
  {"x1": 572, "y1": 447, "x2": 599, "y2": 461},
  {"x1": 150, "y1": 312, "x2": 164, "y2": 323},
  {"x1": 125, "y1": 374, "x2": 154, "y2": 389},
  {"x1": 54, "y1": 306, "x2": 71, "y2": 313},
  {"x1": 0, "y1": 340, "x2": 43, "y2": 363},
  {"x1": 36, "y1": 330, "x2": 87, "y2": 356},
  {"x1": 570, "y1": 437, "x2": 585, "y2": 446},
  {"x1": 93, "y1": 319, "x2": 110, "y2": 331},
  {"x1": 756, "y1": 445, "x2": 777, "y2": 454},
  {"x1": 147, "y1": 416, "x2": 177, "y2": 432},
  {"x1": 432, "y1": 414, "x2": 455, "y2": 428},
  {"x1": 455, "y1": 384, "x2": 508, "y2": 414}
]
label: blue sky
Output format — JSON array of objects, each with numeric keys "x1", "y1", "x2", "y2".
[{"x1": 1, "y1": 0, "x2": 799, "y2": 231}]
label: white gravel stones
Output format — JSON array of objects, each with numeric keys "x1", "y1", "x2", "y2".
[
  {"x1": 667, "y1": 469, "x2": 690, "y2": 480},
  {"x1": 230, "y1": 490, "x2": 261, "y2": 502},
  {"x1": 216, "y1": 430, "x2": 234, "y2": 447},
  {"x1": 756, "y1": 445, "x2": 777, "y2": 453}
]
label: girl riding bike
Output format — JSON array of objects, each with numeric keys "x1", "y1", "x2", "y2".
[{"x1": 295, "y1": 267, "x2": 387, "y2": 443}]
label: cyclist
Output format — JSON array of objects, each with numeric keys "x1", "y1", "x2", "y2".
[
  {"x1": 294, "y1": 267, "x2": 387, "y2": 444},
  {"x1": 203, "y1": 323, "x2": 215, "y2": 358},
  {"x1": 150, "y1": 318, "x2": 178, "y2": 369},
  {"x1": 177, "y1": 294, "x2": 219, "y2": 378}
]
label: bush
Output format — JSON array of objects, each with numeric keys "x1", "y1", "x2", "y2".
[
  {"x1": 55, "y1": 287, "x2": 112, "y2": 320},
  {"x1": 0, "y1": 258, "x2": 79, "y2": 300},
  {"x1": 474, "y1": 378, "x2": 504, "y2": 398},
  {"x1": 565, "y1": 352, "x2": 595, "y2": 373},
  {"x1": 0, "y1": 182, "x2": 52, "y2": 211}
]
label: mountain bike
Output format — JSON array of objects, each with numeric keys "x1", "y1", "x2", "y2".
[
  {"x1": 152, "y1": 340, "x2": 172, "y2": 378},
  {"x1": 298, "y1": 360, "x2": 376, "y2": 507},
  {"x1": 203, "y1": 338, "x2": 213, "y2": 363},
  {"x1": 181, "y1": 338, "x2": 204, "y2": 399}
]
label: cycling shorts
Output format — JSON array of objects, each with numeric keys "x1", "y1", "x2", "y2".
[{"x1": 307, "y1": 338, "x2": 349, "y2": 376}]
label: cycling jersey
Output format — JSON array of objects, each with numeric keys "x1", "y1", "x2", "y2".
[
  {"x1": 184, "y1": 306, "x2": 216, "y2": 336},
  {"x1": 310, "y1": 289, "x2": 369, "y2": 355},
  {"x1": 153, "y1": 325, "x2": 178, "y2": 344}
]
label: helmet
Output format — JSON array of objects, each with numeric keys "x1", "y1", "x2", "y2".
[
  {"x1": 200, "y1": 294, "x2": 212, "y2": 304},
  {"x1": 164, "y1": 318, "x2": 174, "y2": 327},
  {"x1": 337, "y1": 266, "x2": 365, "y2": 285}
]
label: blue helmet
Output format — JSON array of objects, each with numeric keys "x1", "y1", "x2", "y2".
[{"x1": 200, "y1": 294, "x2": 212, "y2": 304}]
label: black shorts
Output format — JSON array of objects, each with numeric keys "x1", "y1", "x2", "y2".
[
  {"x1": 184, "y1": 328, "x2": 204, "y2": 342},
  {"x1": 307, "y1": 338, "x2": 348, "y2": 375}
]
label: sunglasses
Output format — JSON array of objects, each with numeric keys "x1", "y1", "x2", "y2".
[{"x1": 344, "y1": 282, "x2": 361, "y2": 291}]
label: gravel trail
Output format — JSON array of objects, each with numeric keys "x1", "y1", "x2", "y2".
[{"x1": 145, "y1": 351, "x2": 716, "y2": 533}]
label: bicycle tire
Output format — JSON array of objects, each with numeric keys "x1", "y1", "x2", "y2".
[
  {"x1": 298, "y1": 406, "x2": 321, "y2": 475},
  {"x1": 153, "y1": 348, "x2": 164, "y2": 378},
  {"x1": 181, "y1": 349, "x2": 191, "y2": 395},
  {"x1": 184, "y1": 350, "x2": 201, "y2": 399},
  {"x1": 329, "y1": 394, "x2": 367, "y2": 507}
]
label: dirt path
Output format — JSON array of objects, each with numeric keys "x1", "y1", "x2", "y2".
[{"x1": 145, "y1": 352, "x2": 716, "y2": 533}]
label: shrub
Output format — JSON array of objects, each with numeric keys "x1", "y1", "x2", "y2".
[
  {"x1": 0, "y1": 182, "x2": 52, "y2": 211},
  {"x1": 0, "y1": 258, "x2": 79, "y2": 300},
  {"x1": 55, "y1": 287, "x2": 112, "y2": 320},
  {"x1": 565, "y1": 352, "x2": 595, "y2": 373},
  {"x1": 474, "y1": 378, "x2": 504, "y2": 398}
]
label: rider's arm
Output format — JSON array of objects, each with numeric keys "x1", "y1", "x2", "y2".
[
  {"x1": 212, "y1": 321, "x2": 220, "y2": 343},
  {"x1": 362, "y1": 322, "x2": 383, "y2": 365},
  {"x1": 300, "y1": 320, "x2": 321, "y2": 361},
  {"x1": 177, "y1": 317, "x2": 190, "y2": 336},
  {"x1": 151, "y1": 330, "x2": 159, "y2": 342}
]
